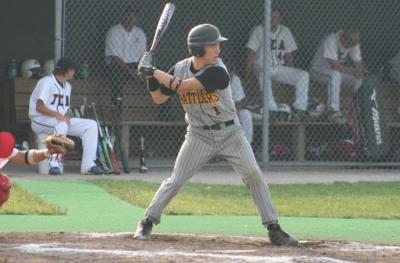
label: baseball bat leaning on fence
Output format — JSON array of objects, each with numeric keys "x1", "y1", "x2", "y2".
[
  {"x1": 91, "y1": 102, "x2": 115, "y2": 174},
  {"x1": 112, "y1": 98, "x2": 130, "y2": 174},
  {"x1": 100, "y1": 106, "x2": 121, "y2": 175},
  {"x1": 139, "y1": 136, "x2": 148, "y2": 173},
  {"x1": 83, "y1": 98, "x2": 109, "y2": 174}
]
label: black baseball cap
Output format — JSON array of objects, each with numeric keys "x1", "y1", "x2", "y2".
[{"x1": 56, "y1": 57, "x2": 76, "y2": 71}]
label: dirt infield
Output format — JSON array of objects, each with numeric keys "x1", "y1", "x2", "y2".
[{"x1": 1, "y1": 232, "x2": 399, "y2": 262}]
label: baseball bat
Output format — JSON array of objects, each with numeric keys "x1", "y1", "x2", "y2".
[
  {"x1": 149, "y1": 2, "x2": 175, "y2": 52},
  {"x1": 83, "y1": 99, "x2": 109, "y2": 173},
  {"x1": 92, "y1": 102, "x2": 114, "y2": 174},
  {"x1": 100, "y1": 106, "x2": 121, "y2": 175},
  {"x1": 112, "y1": 98, "x2": 130, "y2": 174},
  {"x1": 139, "y1": 136, "x2": 148, "y2": 173}
]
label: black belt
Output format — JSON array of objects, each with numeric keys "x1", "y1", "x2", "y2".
[{"x1": 203, "y1": 119, "x2": 234, "y2": 130}]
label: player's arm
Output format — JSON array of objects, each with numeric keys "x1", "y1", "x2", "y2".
[
  {"x1": 246, "y1": 48, "x2": 256, "y2": 73},
  {"x1": 354, "y1": 60, "x2": 366, "y2": 79},
  {"x1": 285, "y1": 52, "x2": 294, "y2": 66},
  {"x1": 153, "y1": 69, "x2": 205, "y2": 94},
  {"x1": 146, "y1": 67, "x2": 178, "y2": 105},
  {"x1": 327, "y1": 59, "x2": 358, "y2": 77},
  {"x1": 235, "y1": 99, "x2": 246, "y2": 112},
  {"x1": 10, "y1": 149, "x2": 51, "y2": 166},
  {"x1": 36, "y1": 100, "x2": 66, "y2": 122}
]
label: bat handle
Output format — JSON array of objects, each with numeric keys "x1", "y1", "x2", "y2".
[{"x1": 140, "y1": 136, "x2": 145, "y2": 150}]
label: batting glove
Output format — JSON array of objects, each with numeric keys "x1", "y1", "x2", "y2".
[{"x1": 138, "y1": 52, "x2": 157, "y2": 78}]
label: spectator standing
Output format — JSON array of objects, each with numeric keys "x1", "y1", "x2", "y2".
[{"x1": 105, "y1": 9, "x2": 147, "y2": 116}]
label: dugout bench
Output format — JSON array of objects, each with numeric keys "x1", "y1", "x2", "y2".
[{"x1": 2, "y1": 77, "x2": 400, "y2": 162}]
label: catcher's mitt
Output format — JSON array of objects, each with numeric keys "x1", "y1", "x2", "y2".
[
  {"x1": 0, "y1": 173, "x2": 11, "y2": 208},
  {"x1": 43, "y1": 135, "x2": 75, "y2": 155}
]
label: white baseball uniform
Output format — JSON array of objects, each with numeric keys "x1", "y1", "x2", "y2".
[
  {"x1": 246, "y1": 24, "x2": 309, "y2": 111},
  {"x1": 310, "y1": 31, "x2": 363, "y2": 112},
  {"x1": 105, "y1": 24, "x2": 147, "y2": 64},
  {"x1": 29, "y1": 74, "x2": 98, "y2": 174},
  {"x1": 230, "y1": 73, "x2": 253, "y2": 144}
]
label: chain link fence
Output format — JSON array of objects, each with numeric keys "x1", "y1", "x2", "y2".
[{"x1": 63, "y1": 0, "x2": 400, "y2": 167}]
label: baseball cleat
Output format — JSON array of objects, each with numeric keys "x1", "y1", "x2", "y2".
[
  {"x1": 267, "y1": 223, "x2": 298, "y2": 246},
  {"x1": 49, "y1": 167, "x2": 62, "y2": 176},
  {"x1": 134, "y1": 218, "x2": 153, "y2": 241},
  {"x1": 84, "y1": 165, "x2": 105, "y2": 175}
]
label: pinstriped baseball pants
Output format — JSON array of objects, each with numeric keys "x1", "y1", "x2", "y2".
[{"x1": 144, "y1": 123, "x2": 278, "y2": 226}]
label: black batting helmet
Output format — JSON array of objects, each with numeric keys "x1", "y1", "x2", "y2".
[{"x1": 187, "y1": 24, "x2": 228, "y2": 56}]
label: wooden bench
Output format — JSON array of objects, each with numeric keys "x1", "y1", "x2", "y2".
[
  {"x1": 269, "y1": 79, "x2": 400, "y2": 160},
  {"x1": 4, "y1": 77, "x2": 184, "y2": 154},
  {"x1": 5, "y1": 77, "x2": 400, "y2": 162}
]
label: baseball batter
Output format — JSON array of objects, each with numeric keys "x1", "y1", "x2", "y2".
[
  {"x1": 29, "y1": 57, "x2": 103, "y2": 175},
  {"x1": 134, "y1": 24, "x2": 298, "y2": 246},
  {"x1": 310, "y1": 29, "x2": 365, "y2": 123},
  {"x1": 246, "y1": 10, "x2": 309, "y2": 120}
]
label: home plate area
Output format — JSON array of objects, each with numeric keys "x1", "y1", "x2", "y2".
[{"x1": 1, "y1": 232, "x2": 399, "y2": 262}]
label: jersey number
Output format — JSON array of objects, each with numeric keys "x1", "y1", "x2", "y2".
[{"x1": 213, "y1": 106, "x2": 221, "y2": 115}]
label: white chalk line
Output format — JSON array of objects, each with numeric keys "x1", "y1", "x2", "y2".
[{"x1": 16, "y1": 243, "x2": 353, "y2": 263}]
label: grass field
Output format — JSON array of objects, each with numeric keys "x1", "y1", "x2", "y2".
[
  {"x1": 0, "y1": 184, "x2": 65, "y2": 215},
  {"x1": 91, "y1": 179, "x2": 400, "y2": 220}
]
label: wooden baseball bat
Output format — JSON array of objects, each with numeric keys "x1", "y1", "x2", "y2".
[
  {"x1": 149, "y1": 2, "x2": 175, "y2": 52},
  {"x1": 139, "y1": 136, "x2": 148, "y2": 173}
]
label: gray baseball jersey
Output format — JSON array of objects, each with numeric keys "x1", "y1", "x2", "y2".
[{"x1": 144, "y1": 58, "x2": 278, "y2": 226}]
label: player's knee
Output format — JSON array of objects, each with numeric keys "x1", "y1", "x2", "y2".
[
  {"x1": 164, "y1": 176, "x2": 185, "y2": 191},
  {"x1": 301, "y1": 71, "x2": 309, "y2": 82},
  {"x1": 87, "y1": 119, "x2": 97, "y2": 130},
  {"x1": 298, "y1": 71, "x2": 310, "y2": 88},
  {"x1": 354, "y1": 79, "x2": 363, "y2": 90},
  {"x1": 242, "y1": 166, "x2": 263, "y2": 181},
  {"x1": 330, "y1": 70, "x2": 342, "y2": 82}
]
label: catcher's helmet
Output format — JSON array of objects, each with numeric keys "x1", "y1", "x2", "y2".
[
  {"x1": 187, "y1": 24, "x2": 227, "y2": 56},
  {"x1": 21, "y1": 59, "x2": 41, "y2": 79},
  {"x1": 0, "y1": 132, "x2": 15, "y2": 159}
]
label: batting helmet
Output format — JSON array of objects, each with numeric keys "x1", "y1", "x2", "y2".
[
  {"x1": 43, "y1": 59, "x2": 55, "y2": 75},
  {"x1": 21, "y1": 59, "x2": 41, "y2": 79},
  {"x1": 187, "y1": 24, "x2": 228, "y2": 56},
  {"x1": 0, "y1": 173, "x2": 11, "y2": 208}
]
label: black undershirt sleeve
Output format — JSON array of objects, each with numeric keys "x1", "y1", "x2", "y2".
[{"x1": 195, "y1": 66, "x2": 230, "y2": 93}]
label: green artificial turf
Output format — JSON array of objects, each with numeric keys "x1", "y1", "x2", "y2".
[{"x1": 0, "y1": 179, "x2": 399, "y2": 244}]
